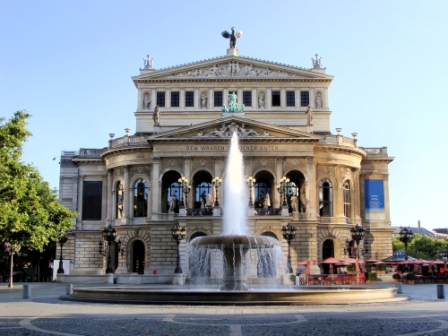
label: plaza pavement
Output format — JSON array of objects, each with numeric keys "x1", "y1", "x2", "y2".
[{"x1": 0, "y1": 282, "x2": 447, "y2": 336}]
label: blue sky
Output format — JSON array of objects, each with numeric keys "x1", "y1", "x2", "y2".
[{"x1": 1, "y1": 1, "x2": 447, "y2": 230}]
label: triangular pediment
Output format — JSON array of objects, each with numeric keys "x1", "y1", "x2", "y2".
[
  {"x1": 133, "y1": 55, "x2": 332, "y2": 84},
  {"x1": 148, "y1": 116, "x2": 320, "y2": 141}
]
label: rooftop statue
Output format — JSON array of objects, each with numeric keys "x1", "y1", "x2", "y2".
[
  {"x1": 221, "y1": 27, "x2": 242, "y2": 48},
  {"x1": 312, "y1": 54, "x2": 322, "y2": 68},
  {"x1": 143, "y1": 54, "x2": 153, "y2": 69}
]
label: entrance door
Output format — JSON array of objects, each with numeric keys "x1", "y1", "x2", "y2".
[
  {"x1": 132, "y1": 240, "x2": 145, "y2": 274},
  {"x1": 322, "y1": 240, "x2": 334, "y2": 274}
]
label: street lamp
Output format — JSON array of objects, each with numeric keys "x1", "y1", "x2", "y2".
[
  {"x1": 399, "y1": 227, "x2": 414, "y2": 260},
  {"x1": 277, "y1": 176, "x2": 290, "y2": 207},
  {"x1": 212, "y1": 176, "x2": 222, "y2": 207},
  {"x1": 246, "y1": 176, "x2": 256, "y2": 207},
  {"x1": 171, "y1": 223, "x2": 186, "y2": 274},
  {"x1": 57, "y1": 233, "x2": 68, "y2": 274},
  {"x1": 282, "y1": 223, "x2": 297, "y2": 273},
  {"x1": 349, "y1": 224, "x2": 368, "y2": 284},
  {"x1": 177, "y1": 176, "x2": 191, "y2": 208},
  {"x1": 100, "y1": 224, "x2": 117, "y2": 274}
]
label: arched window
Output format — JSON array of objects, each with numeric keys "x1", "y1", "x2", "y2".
[
  {"x1": 134, "y1": 179, "x2": 148, "y2": 217},
  {"x1": 319, "y1": 179, "x2": 333, "y2": 216},
  {"x1": 343, "y1": 181, "x2": 351, "y2": 218},
  {"x1": 254, "y1": 179, "x2": 271, "y2": 208},
  {"x1": 167, "y1": 181, "x2": 182, "y2": 213},
  {"x1": 115, "y1": 181, "x2": 124, "y2": 218},
  {"x1": 196, "y1": 182, "x2": 211, "y2": 206}
]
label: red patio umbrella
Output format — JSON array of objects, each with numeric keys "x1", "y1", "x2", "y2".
[
  {"x1": 365, "y1": 258, "x2": 380, "y2": 263},
  {"x1": 432, "y1": 260, "x2": 445, "y2": 265}
]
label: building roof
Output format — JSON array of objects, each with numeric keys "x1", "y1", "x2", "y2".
[{"x1": 392, "y1": 227, "x2": 438, "y2": 238}]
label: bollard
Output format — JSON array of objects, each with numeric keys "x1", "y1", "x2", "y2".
[
  {"x1": 437, "y1": 284, "x2": 445, "y2": 299},
  {"x1": 23, "y1": 284, "x2": 31, "y2": 299},
  {"x1": 396, "y1": 282, "x2": 402, "y2": 294},
  {"x1": 66, "y1": 284, "x2": 73, "y2": 295}
]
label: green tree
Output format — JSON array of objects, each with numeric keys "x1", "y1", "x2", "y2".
[
  {"x1": 393, "y1": 234, "x2": 448, "y2": 260},
  {"x1": 0, "y1": 111, "x2": 76, "y2": 287}
]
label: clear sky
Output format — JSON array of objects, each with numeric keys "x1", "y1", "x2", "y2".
[{"x1": 1, "y1": 1, "x2": 447, "y2": 231}]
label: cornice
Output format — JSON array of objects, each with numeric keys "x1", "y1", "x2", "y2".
[
  {"x1": 136, "y1": 78, "x2": 332, "y2": 84},
  {"x1": 316, "y1": 144, "x2": 366, "y2": 157},
  {"x1": 100, "y1": 146, "x2": 151, "y2": 160},
  {"x1": 147, "y1": 137, "x2": 319, "y2": 143}
]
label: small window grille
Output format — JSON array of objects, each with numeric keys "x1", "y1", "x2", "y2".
[
  {"x1": 185, "y1": 91, "x2": 194, "y2": 107},
  {"x1": 301, "y1": 91, "x2": 310, "y2": 107},
  {"x1": 156, "y1": 92, "x2": 165, "y2": 107},
  {"x1": 272, "y1": 91, "x2": 280, "y2": 107},
  {"x1": 243, "y1": 91, "x2": 252, "y2": 106},
  {"x1": 214, "y1": 91, "x2": 223, "y2": 107},
  {"x1": 171, "y1": 92, "x2": 179, "y2": 107},
  {"x1": 286, "y1": 91, "x2": 295, "y2": 107}
]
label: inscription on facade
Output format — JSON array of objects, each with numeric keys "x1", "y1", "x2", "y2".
[{"x1": 185, "y1": 145, "x2": 279, "y2": 152}]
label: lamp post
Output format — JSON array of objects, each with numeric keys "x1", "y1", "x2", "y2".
[
  {"x1": 350, "y1": 224, "x2": 368, "y2": 284},
  {"x1": 440, "y1": 249, "x2": 448, "y2": 276},
  {"x1": 399, "y1": 227, "x2": 414, "y2": 261},
  {"x1": 177, "y1": 176, "x2": 191, "y2": 208},
  {"x1": 282, "y1": 223, "x2": 297, "y2": 273},
  {"x1": 277, "y1": 176, "x2": 290, "y2": 207},
  {"x1": 246, "y1": 176, "x2": 256, "y2": 207},
  {"x1": 171, "y1": 223, "x2": 186, "y2": 273},
  {"x1": 212, "y1": 176, "x2": 222, "y2": 207},
  {"x1": 100, "y1": 224, "x2": 117, "y2": 274},
  {"x1": 57, "y1": 233, "x2": 68, "y2": 274}
]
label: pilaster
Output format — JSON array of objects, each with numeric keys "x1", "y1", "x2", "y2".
[{"x1": 151, "y1": 157, "x2": 160, "y2": 219}]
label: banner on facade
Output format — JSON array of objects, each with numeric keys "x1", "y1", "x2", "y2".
[{"x1": 364, "y1": 180, "x2": 385, "y2": 220}]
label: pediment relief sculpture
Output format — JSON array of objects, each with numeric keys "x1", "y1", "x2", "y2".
[
  {"x1": 175, "y1": 61, "x2": 298, "y2": 78},
  {"x1": 196, "y1": 122, "x2": 272, "y2": 138}
]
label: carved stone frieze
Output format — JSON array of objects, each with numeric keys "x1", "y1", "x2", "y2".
[
  {"x1": 160, "y1": 158, "x2": 183, "y2": 173},
  {"x1": 192, "y1": 158, "x2": 213, "y2": 172},
  {"x1": 316, "y1": 165, "x2": 336, "y2": 182},
  {"x1": 284, "y1": 158, "x2": 307, "y2": 174},
  {"x1": 130, "y1": 166, "x2": 151, "y2": 178},
  {"x1": 253, "y1": 157, "x2": 275, "y2": 173},
  {"x1": 114, "y1": 167, "x2": 124, "y2": 180},
  {"x1": 175, "y1": 61, "x2": 298, "y2": 78},
  {"x1": 196, "y1": 122, "x2": 271, "y2": 138}
]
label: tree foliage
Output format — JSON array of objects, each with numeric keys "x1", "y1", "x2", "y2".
[
  {"x1": 393, "y1": 234, "x2": 448, "y2": 260},
  {"x1": 0, "y1": 111, "x2": 76, "y2": 252}
]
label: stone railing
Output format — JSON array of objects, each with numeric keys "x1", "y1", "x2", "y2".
[
  {"x1": 318, "y1": 135, "x2": 357, "y2": 148},
  {"x1": 110, "y1": 135, "x2": 148, "y2": 148},
  {"x1": 253, "y1": 208, "x2": 282, "y2": 216},
  {"x1": 78, "y1": 148, "x2": 104, "y2": 158},
  {"x1": 361, "y1": 147, "x2": 388, "y2": 156},
  {"x1": 186, "y1": 207, "x2": 214, "y2": 216}
]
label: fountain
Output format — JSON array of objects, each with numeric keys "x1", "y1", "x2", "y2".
[
  {"x1": 189, "y1": 132, "x2": 286, "y2": 290},
  {"x1": 61, "y1": 132, "x2": 407, "y2": 305}
]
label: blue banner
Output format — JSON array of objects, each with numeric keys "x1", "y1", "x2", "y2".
[{"x1": 364, "y1": 180, "x2": 385, "y2": 220}]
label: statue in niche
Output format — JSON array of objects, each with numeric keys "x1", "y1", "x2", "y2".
[
  {"x1": 143, "y1": 94, "x2": 151, "y2": 109},
  {"x1": 306, "y1": 105, "x2": 313, "y2": 126},
  {"x1": 200, "y1": 191, "x2": 207, "y2": 208},
  {"x1": 201, "y1": 94, "x2": 207, "y2": 108},
  {"x1": 168, "y1": 194, "x2": 177, "y2": 213},
  {"x1": 221, "y1": 27, "x2": 243, "y2": 48},
  {"x1": 290, "y1": 193, "x2": 299, "y2": 213},
  {"x1": 315, "y1": 92, "x2": 323, "y2": 109},
  {"x1": 258, "y1": 93, "x2": 265, "y2": 108},
  {"x1": 153, "y1": 105, "x2": 160, "y2": 125},
  {"x1": 299, "y1": 184, "x2": 307, "y2": 213},
  {"x1": 143, "y1": 54, "x2": 153, "y2": 69},
  {"x1": 264, "y1": 193, "x2": 271, "y2": 208}
]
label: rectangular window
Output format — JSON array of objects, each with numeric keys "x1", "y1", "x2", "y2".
[
  {"x1": 272, "y1": 91, "x2": 280, "y2": 106},
  {"x1": 243, "y1": 91, "x2": 252, "y2": 106},
  {"x1": 286, "y1": 91, "x2": 295, "y2": 107},
  {"x1": 214, "y1": 91, "x2": 223, "y2": 107},
  {"x1": 185, "y1": 91, "x2": 194, "y2": 107},
  {"x1": 301, "y1": 91, "x2": 310, "y2": 106},
  {"x1": 82, "y1": 181, "x2": 102, "y2": 220},
  {"x1": 156, "y1": 92, "x2": 165, "y2": 107},
  {"x1": 171, "y1": 91, "x2": 179, "y2": 107}
]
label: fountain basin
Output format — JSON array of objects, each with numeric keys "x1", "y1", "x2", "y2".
[{"x1": 61, "y1": 286, "x2": 408, "y2": 305}]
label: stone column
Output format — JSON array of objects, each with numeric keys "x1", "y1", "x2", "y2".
[
  {"x1": 194, "y1": 88, "x2": 199, "y2": 109},
  {"x1": 208, "y1": 88, "x2": 213, "y2": 109},
  {"x1": 359, "y1": 174, "x2": 366, "y2": 221},
  {"x1": 165, "y1": 88, "x2": 171, "y2": 109},
  {"x1": 180, "y1": 89, "x2": 185, "y2": 109},
  {"x1": 106, "y1": 169, "x2": 113, "y2": 225},
  {"x1": 323, "y1": 88, "x2": 329, "y2": 109},
  {"x1": 334, "y1": 165, "x2": 343, "y2": 218},
  {"x1": 101, "y1": 174, "x2": 107, "y2": 222},
  {"x1": 137, "y1": 89, "x2": 143, "y2": 111},
  {"x1": 237, "y1": 88, "x2": 243, "y2": 107},
  {"x1": 151, "y1": 89, "x2": 156, "y2": 109},
  {"x1": 128, "y1": 168, "x2": 134, "y2": 221},
  {"x1": 77, "y1": 175, "x2": 85, "y2": 229},
  {"x1": 280, "y1": 89, "x2": 286, "y2": 108},
  {"x1": 295, "y1": 89, "x2": 300, "y2": 109},
  {"x1": 353, "y1": 170, "x2": 361, "y2": 224},
  {"x1": 71, "y1": 176, "x2": 79, "y2": 229},
  {"x1": 306, "y1": 156, "x2": 316, "y2": 218},
  {"x1": 275, "y1": 156, "x2": 284, "y2": 208},
  {"x1": 122, "y1": 166, "x2": 130, "y2": 224},
  {"x1": 309, "y1": 89, "x2": 315, "y2": 109},
  {"x1": 223, "y1": 89, "x2": 228, "y2": 107},
  {"x1": 252, "y1": 88, "x2": 257, "y2": 109},
  {"x1": 183, "y1": 156, "x2": 191, "y2": 208},
  {"x1": 383, "y1": 176, "x2": 391, "y2": 225},
  {"x1": 151, "y1": 157, "x2": 160, "y2": 219},
  {"x1": 266, "y1": 88, "x2": 272, "y2": 110}
]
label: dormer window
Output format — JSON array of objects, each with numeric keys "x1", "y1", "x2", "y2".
[
  {"x1": 272, "y1": 91, "x2": 280, "y2": 107},
  {"x1": 185, "y1": 91, "x2": 194, "y2": 107}
]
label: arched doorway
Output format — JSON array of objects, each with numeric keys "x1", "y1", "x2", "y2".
[
  {"x1": 285, "y1": 170, "x2": 305, "y2": 213},
  {"x1": 161, "y1": 171, "x2": 182, "y2": 213},
  {"x1": 192, "y1": 171, "x2": 213, "y2": 209},
  {"x1": 322, "y1": 239, "x2": 334, "y2": 274},
  {"x1": 253, "y1": 171, "x2": 274, "y2": 208},
  {"x1": 132, "y1": 240, "x2": 145, "y2": 274}
]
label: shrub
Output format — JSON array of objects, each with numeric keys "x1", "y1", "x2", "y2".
[
  {"x1": 375, "y1": 264, "x2": 387, "y2": 271},
  {"x1": 392, "y1": 274, "x2": 401, "y2": 280},
  {"x1": 347, "y1": 264, "x2": 356, "y2": 272},
  {"x1": 406, "y1": 273, "x2": 416, "y2": 280},
  {"x1": 289, "y1": 274, "x2": 296, "y2": 282},
  {"x1": 367, "y1": 272, "x2": 378, "y2": 281}
]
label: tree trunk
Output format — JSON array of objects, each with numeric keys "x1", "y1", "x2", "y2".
[{"x1": 8, "y1": 253, "x2": 13, "y2": 288}]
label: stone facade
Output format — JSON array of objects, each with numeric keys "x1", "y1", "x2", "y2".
[{"x1": 58, "y1": 47, "x2": 394, "y2": 279}]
